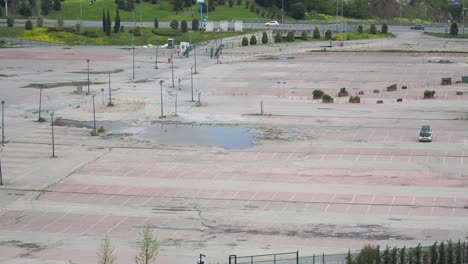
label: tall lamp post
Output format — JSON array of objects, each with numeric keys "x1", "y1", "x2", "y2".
[
  {"x1": 1, "y1": 100, "x2": 4, "y2": 145},
  {"x1": 171, "y1": 54, "x2": 175, "y2": 88},
  {"x1": 190, "y1": 66, "x2": 194, "y2": 102},
  {"x1": 154, "y1": 39, "x2": 159, "y2": 69},
  {"x1": 159, "y1": 80, "x2": 165, "y2": 118},
  {"x1": 132, "y1": 3, "x2": 135, "y2": 80},
  {"x1": 86, "y1": 59, "x2": 90, "y2": 95},
  {"x1": 38, "y1": 84, "x2": 43, "y2": 121},
  {"x1": 92, "y1": 94, "x2": 96, "y2": 133},
  {"x1": 50, "y1": 112, "x2": 56, "y2": 158},
  {"x1": 194, "y1": 44, "x2": 197, "y2": 74}
]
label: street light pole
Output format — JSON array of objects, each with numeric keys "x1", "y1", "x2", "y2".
[
  {"x1": 50, "y1": 112, "x2": 56, "y2": 158},
  {"x1": 86, "y1": 59, "x2": 90, "y2": 95},
  {"x1": 132, "y1": 5, "x2": 135, "y2": 80},
  {"x1": 159, "y1": 80, "x2": 165, "y2": 118},
  {"x1": 194, "y1": 45, "x2": 197, "y2": 74},
  {"x1": 171, "y1": 54, "x2": 175, "y2": 87},
  {"x1": 174, "y1": 93, "x2": 178, "y2": 116},
  {"x1": 38, "y1": 84, "x2": 43, "y2": 120},
  {"x1": 108, "y1": 72, "x2": 113, "y2": 106},
  {"x1": 155, "y1": 40, "x2": 159, "y2": 69},
  {"x1": 92, "y1": 94, "x2": 96, "y2": 133},
  {"x1": 191, "y1": 66, "x2": 194, "y2": 102},
  {"x1": 1, "y1": 100, "x2": 4, "y2": 145}
]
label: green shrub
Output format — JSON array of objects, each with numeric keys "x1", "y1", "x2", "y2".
[
  {"x1": 301, "y1": 30, "x2": 308, "y2": 40},
  {"x1": 274, "y1": 32, "x2": 282, "y2": 43},
  {"x1": 228, "y1": 0, "x2": 233, "y2": 7},
  {"x1": 313, "y1": 27, "x2": 320, "y2": 39},
  {"x1": 424, "y1": 90, "x2": 436, "y2": 97},
  {"x1": 25, "y1": 20, "x2": 33, "y2": 30},
  {"x1": 325, "y1": 29, "x2": 332, "y2": 40},
  {"x1": 245, "y1": 0, "x2": 250, "y2": 8},
  {"x1": 181, "y1": 20, "x2": 188, "y2": 33},
  {"x1": 312, "y1": 89, "x2": 324, "y2": 99},
  {"x1": 57, "y1": 16, "x2": 64, "y2": 30},
  {"x1": 75, "y1": 23, "x2": 81, "y2": 33},
  {"x1": 381, "y1": 23, "x2": 388, "y2": 33},
  {"x1": 249, "y1": 4, "x2": 255, "y2": 12},
  {"x1": 357, "y1": 24, "x2": 363, "y2": 34},
  {"x1": 154, "y1": 18, "x2": 159, "y2": 28},
  {"x1": 151, "y1": 29, "x2": 182, "y2": 36},
  {"x1": 82, "y1": 31, "x2": 99, "y2": 37},
  {"x1": 241, "y1": 36, "x2": 248, "y2": 46},
  {"x1": 370, "y1": 24, "x2": 377, "y2": 34},
  {"x1": 322, "y1": 94, "x2": 332, "y2": 101},
  {"x1": 170, "y1": 19, "x2": 179, "y2": 30},
  {"x1": 256, "y1": 7, "x2": 260, "y2": 14},
  {"x1": 7, "y1": 17, "x2": 14, "y2": 27},
  {"x1": 192, "y1": 19, "x2": 199, "y2": 30},
  {"x1": 37, "y1": 17, "x2": 44, "y2": 27},
  {"x1": 236, "y1": 0, "x2": 241, "y2": 5},
  {"x1": 250, "y1": 35, "x2": 257, "y2": 45},
  {"x1": 338, "y1": 87, "x2": 348, "y2": 96},
  {"x1": 450, "y1": 22, "x2": 458, "y2": 35},
  {"x1": 261, "y1": 31, "x2": 268, "y2": 44},
  {"x1": 286, "y1": 31, "x2": 295, "y2": 42}
]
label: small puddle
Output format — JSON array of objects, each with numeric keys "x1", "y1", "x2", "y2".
[{"x1": 54, "y1": 119, "x2": 256, "y2": 149}]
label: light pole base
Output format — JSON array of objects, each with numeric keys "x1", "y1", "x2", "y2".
[
  {"x1": 159, "y1": 115, "x2": 166, "y2": 119},
  {"x1": 50, "y1": 155, "x2": 57, "y2": 158}
]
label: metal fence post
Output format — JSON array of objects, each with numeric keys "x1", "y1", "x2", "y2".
[
  {"x1": 274, "y1": 254, "x2": 276, "y2": 264},
  {"x1": 251, "y1": 256, "x2": 253, "y2": 264},
  {"x1": 323, "y1": 253, "x2": 325, "y2": 264},
  {"x1": 296, "y1": 251, "x2": 299, "y2": 264},
  {"x1": 313, "y1": 254, "x2": 315, "y2": 264}
]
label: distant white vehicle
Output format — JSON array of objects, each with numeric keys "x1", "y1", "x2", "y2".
[
  {"x1": 419, "y1": 125, "x2": 433, "y2": 142},
  {"x1": 265, "y1": 21, "x2": 279, "y2": 26}
]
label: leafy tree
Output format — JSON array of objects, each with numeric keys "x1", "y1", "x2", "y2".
[
  {"x1": 381, "y1": 23, "x2": 388, "y2": 33},
  {"x1": 415, "y1": 245, "x2": 422, "y2": 264},
  {"x1": 181, "y1": 20, "x2": 188, "y2": 32},
  {"x1": 439, "y1": 242, "x2": 446, "y2": 264},
  {"x1": 245, "y1": 0, "x2": 249, "y2": 8},
  {"x1": 290, "y1": 2, "x2": 305, "y2": 19},
  {"x1": 355, "y1": 245, "x2": 379, "y2": 264},
  {"x1": 102, "y1": 9, "x2": 106, "y2": 32},
  {"x1": 383, "y1": 246, "x2": 390, "y2": 264},
  {"x1": 370, "y1": 24, "x2": 377, "y2": 34},
  {"x1": 97, "y1": 238, "x2": 116, "y2": 264},
  {"x1": 114, "y1": 9, "x2": 121, "y2": 33},
  {"x1": 106, "y1": 9, "x2": 112, "y2": 36},
  {"x1": 192, "y1": 18, "x2": 199, "y2": 30},
  {"x1": 447, "y1": 241, "x2": 454, "y2": 264},
  {"x1": 237, "y1": 0, "x2": 241, "y2": 5},
  {"x1": 171, "y1": 0, "x2": 184, "y2": 13},
  {"x1": 357, "y1": 24, "x2": 363, "y2": 33},
  {"x1": 450, "y1": 22, "x2": 458, "y2": 35},
  {"x1": 151, "y1": 0, "x2": 157, "y2": 4},
  {"x1": 261, "y1": 31, "x2": 268, "y2": 44},
  {"x1": 37, "y1": 16, "x2": 44, "y2": 27},
  {"x1": 241, "y1": 36, "x2": 248, "y2": 46},
  {"x1": 376, "y1": 246, "x2": 381, "y2": 264},
  {"x1": 52, "y1": 0, "x2": 61, "y2": 10},
  {"x1": 229, "y1": 0, "x2": 233, "y2": 7},
  {"x1": 325, "y1": 29, "x2": 332, "y2": 40},
  {"x1": 249, "y1": 3, "x2": 255, "y2": 12},
  {"x1": 117, "y1": 0, "x2": 125, "y2": 9},
  {"x1": 430, "y1": 243, "x2": 438, "y2": 264},
  {"x1": 135, "y1": 226, "x2": 159, "y2": 264},
  {"x1": 250, "y1": 35, "x2": 257, "y2": 45},
  {"x1": 409, "y1": 248, "x2": 415, "y2": 264},
  {"x1": 313, "y1": 27, "x2": 320, "y2": 39},
  {"x1": 25, "y1": 19, "x2": 33, "y2": 30},
  {"x1": 41, "y1": 0, "x2": 52, "y2": 15},
  {"x1": 7, "y1": 17, "x2": 14, "y2": 27},
  {"x1": 19, "y1": 0, "x2": 32, "y2": 16},
  {"x1": 346, "y1": 249, "x2": 353, "y2": 264},
  {"x1": 57, "y1": 15, "x2": 64, "y2": 30},
  {"x1": 75, "y1": 23, "x2": 81, "y2": 33},
  {"x1": 391, "y1": 247, "x2": 398, "y2": 264},
  {"x1": 455, "y1": 241, "x2": 462, "y2": 264},
  {"x1": 400, "y1": 247, "x2": 406, "y2": 264},
  {"x1": 153, "y1": 18, "x2": 158, "y2": 28},
  {"x1": 274, "y1": 32, "x2": 282, "y2": 43},
  {"x1": 125, "y1": 0, "x2": 134, "y2": 11},
  {"x1": 286, "y1": 31, "x2": 295, "y2": 42},
  {"x1": 301, "y1": 30, "x2": 308, "y2": 40},
  {"x1": 170, "y1": 19, "x2": 179, "y2": 29}
]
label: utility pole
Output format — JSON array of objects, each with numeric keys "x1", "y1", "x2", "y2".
[
  {"x1": 132, "y1": 3, "x2": 135, "y2": 80},
  {"x1": 1, "y1": 100, "x2": 4, "y2": 145},
  {"x1": 191, "y1": 66, "x2": 194, "y2": 102},
  {"x1": 159, "y1": 80, "x2": 165, "y2": 118},
  {"x1": 38, "y1": 84, "x2": 43, "y2": 120},
  {"x1": 155, "y1": 40, "x2": 159, "y2": 69},
  {"x1": 171, "y1": 54, "x2": 175, "y2": 88},
  {"x1": 108, "y1": 72, "x2": 113, "y2": 106},
  {"x1": 50, "y1": 112, "x2": 56, "y2": 158},
  {"x1": 86, "y1": 59, "x2": 90, "y2": 95}
]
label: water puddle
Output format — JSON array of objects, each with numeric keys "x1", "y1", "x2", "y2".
[{"x1": 54, "y1": 119, "x2": 256, "y2": 149}]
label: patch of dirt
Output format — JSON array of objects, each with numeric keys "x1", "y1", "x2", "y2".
[
  {"x1": 0, "y1": 240, "x2": 47, "y2": 257},
  {"x1": 69, "y1": 69, "x2": 124, "y2": 74},
  {"x1": 252, "y1": 126, "x2": 306, "y2": 142}
]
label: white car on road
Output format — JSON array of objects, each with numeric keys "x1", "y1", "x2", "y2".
[{"x1": 265, "y1": 21, "x2": 280, "y2": 26}]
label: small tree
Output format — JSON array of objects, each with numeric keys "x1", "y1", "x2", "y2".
[
  {"x1": 25, "y1": 19, "x2": 33, "y2": 30},
  {"x1": 118, "y1": 0, "x2": 125, "y2": 9},
  {"x1": 391, "y1": 247, "x2": 398, "y2": 264},
  {"x1": 97, "y1": 238, "x2": 116, "y2": 264},
  {"x1": 37, "y1": 17, "x2": 44, "y2": 27},
  {"x1": 286, "y1": 31, "x2": 295, "y2": 42},
  {"x1": 415, "y1": 244, "x2": 422, "y2": 264},
  {"x1": 261, "y1": 31, "x2": 268, "y2": 44},
  {"x1": 450, "y1": 22, "x2": 458, "y2": 35},
  {"x1": 325, "y1": 29, "x2": 332, "y2": 40},
  {"x1": 301, "y1": 30, "x2": 308, "y2": 40},
  {"x1": 242, "y1": 36, "x2": 248, "y2": 46},
  {"x1": 106, "y1": 9, "x2": 112, "y2": 36},
  {"x1": 275, "y1": 32, "x2": 282, "y2": 43},
  {"x1": 430, "y1": 243, "x2": 438, "y2": 264},
  {"x1": 170, "y1": 19, "x2": 179, "y2": 30},
  {"x1": 455, "y1": 241, "x2": 462, "y2": 264},
  {"x1": 250, "y1": 35, "x2": 257, "y2": 45},
  {"x1": 245, "y1": 0, "x2": 250, "y2": 8},
  {"x1": 114, "y1": 9, "x2": 121, "y2": 33},
  {"x1": 192, "y1": 19, "x2": 199, "y2": 30},
  {"x1": 383, "y1": 246, "x2": 390, "y2": 264},
  {"x1": 53, "y1": 0, "x2": 61, "y2": 10},
  {"x1": 229, "y1": 0, "x2": 234, "y2": 7},
  {"x1": 7, "y1": 17, "x2": 14, "y2": 27},
  {"x1": 381, "y1": 23, "x2": 388, "y2": 33},
  {"x1": 370, "y1": 24, "x2": 377, "y2": 34},
  {"x1": 439, "y1": 242, "x2": 446, "y2": 264},
  {"x1": 153, "y1": 18, "x2": 159, "y2": 28},
  {"x1": 102, "y1": 9, "x2": 106, "y2": 32},
  {"x1": 400, "y1": 247, "x2": 406, "y2": 264},
  {"x1": 41, "y1": 0, "x2": 51, "y2": 15},
  {"x1": 57, "y1": 16, "x2": 64, "y2": 30},
  {"x1": 135, "y1": 226, "x2": 159, "y2": 264},
  {"x1": 312, "y1": 89, "x2": 324, "y2": 99},
  {"x1": 181, "y1": 20, "x2": 188, "y2": 32},
  {"x1": 237, "y1": 0, "x2": 241, "y2": 5},
  {"x1": 358, "y1": 24, "x2": 363, "y2": 34},
  {"x1": 447, "y1": 241, "x2": 454, "y2": 264},
  {"x1": 313, "y1": 27, "x2": 320, "y2": 39},
  {"x1": 346, "y1": 249, "x2": 353, "y2": 264}
]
